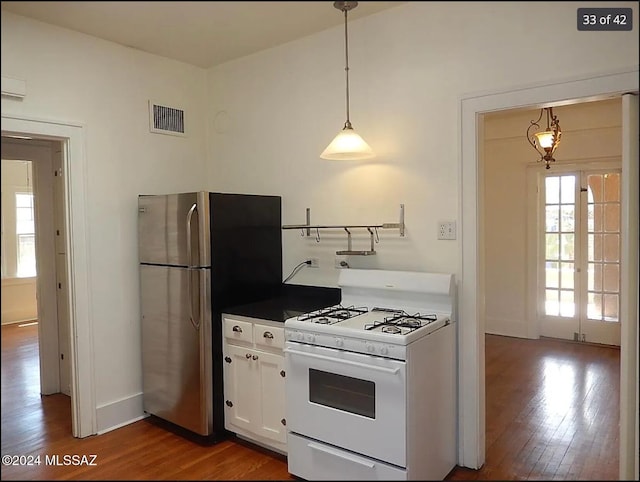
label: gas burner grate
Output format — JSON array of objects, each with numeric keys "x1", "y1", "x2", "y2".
[
  {"x1": 364, "y1": 311, "x2": 439, "y2": 334},
  {"x1": 297, "y1": 305, "x2": 369, "y2": 324}
]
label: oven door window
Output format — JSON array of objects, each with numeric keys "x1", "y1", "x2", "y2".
[{"x1": 308, "y1": 369, "x2": 375, "y2": 418}]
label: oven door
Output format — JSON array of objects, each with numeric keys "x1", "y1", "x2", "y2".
[{"x1": 284, "y1": 341, "x2": 406, "y2": 468}]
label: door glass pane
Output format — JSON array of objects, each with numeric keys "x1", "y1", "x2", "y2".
[
  {"x1": 603, "y1": 294, "x2": 618, "y2": 321},
  {"x1": 603, "y1": 173, "x2": 620, "y2": 202},
  {"x1": 546, "y1": 234, "x2": 559, "y2": 260},
  {"x1": 546, "y1": 262, "x2": 559, "y2": 288},
  {"x1": 588, "y1": 293, "x2": 602, "y2": 320},
  {"x1": 546, "y1": 177, "x2": 559, "y2": 204},
  {"x1": 560, "y1": 176, "x2": 575, "y2": 204},
  {"x1": 588, "y1": 204, "x2": 602, "y2": 232},
  {"x1": 603, "y1": 264, "x2": 619, "y2": 293},
  {"x1": 561, "y1": 206, "x2": 575, "y2": 231},
  {"x1": 587, "y1": 174, "x2": 603, "y2": 203},
  {"x1": 560, "y1": 262, "x2": 574, "y2": 290},
  {"x1": 603, "y1": 234, "x2": 619, "y2": 262},
  {"x1": 588, "y1": 234, "x2": 602, "y2": 262},
  {"x1": 560, "y1": 233, "x2": 574, "y2": 261},
  {"x1": 560, "y1": 290, "x2": 575, "y2": 317},
  {"x1": 546, "y1": 289, "x2": 559, "y2": 316},
  {"x1": 604, "y1": 204, "x2": 620, "y2": 232},
  {"x1": 588, "y1": 263, "x2": 602, "y2": 291},
  {"x1": 546, "y1": 206, "x2": 559, "y2": 232}
]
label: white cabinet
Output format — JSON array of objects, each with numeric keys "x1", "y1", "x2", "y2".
[{"x1": 222, "y1": 315, "x2": 287, "y2": 454}]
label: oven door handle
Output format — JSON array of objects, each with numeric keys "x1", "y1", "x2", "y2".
[
  {"x1": 307, "y1": 442, "x2": 376, "y2": 468},
  {"x1": 283, "y1": 348, "x2": 401, "y2": 374}
]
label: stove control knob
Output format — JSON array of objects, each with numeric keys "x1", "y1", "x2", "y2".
[
  {"x1": 380, "y1": 346, "x2": 389, "y2": 356},
  {"x1": 296, "y1": 332, "x2": 304, "y2": 341},
  {"x1": 306, "y1": 334, "x2": 315, "y2": 343},
  {"x1": 366, "y1": 344, "x2": 376, "y2": 353},
  {"x1": 335, "y1": 338, "x2": 344, "y2": 347}
]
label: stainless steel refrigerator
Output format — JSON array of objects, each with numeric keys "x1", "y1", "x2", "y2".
[{"x1": 138, "y1": 191, "x2": 282, "y2": 438}]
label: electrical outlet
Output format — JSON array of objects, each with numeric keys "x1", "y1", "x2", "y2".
[
  {"x1": 438, "y1": 221, "x2": 457, "y2": 240},
  {"x1": 308, "y1": 258, "x2": 319, "y2": 268}
]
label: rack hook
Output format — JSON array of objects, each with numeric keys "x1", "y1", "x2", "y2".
[{"x1": 315, "y1": 228, "x2": 321, "y2": 243}]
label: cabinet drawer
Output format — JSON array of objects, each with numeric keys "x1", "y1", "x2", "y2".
[
  {"x1": 254, "y1": 324, "x2": 284, "y2": 350},
  {"x1": 224, "y1": 318, "x2": 253, "y2": 344}
]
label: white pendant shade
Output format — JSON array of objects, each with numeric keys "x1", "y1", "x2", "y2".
[{"x1": 320, "y1": 127, "x2": 375, "y2": 160}]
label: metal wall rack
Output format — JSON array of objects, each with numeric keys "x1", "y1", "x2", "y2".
[{"x1": 282, "y1": 204, "x2": 405, "y2": 256}]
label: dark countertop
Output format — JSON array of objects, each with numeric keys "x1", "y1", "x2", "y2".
[{"x1": 223, "y1": 284, "x2": 341, "y2": 323}]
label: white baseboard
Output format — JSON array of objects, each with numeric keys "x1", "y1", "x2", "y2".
[
  {"x1": 485, "y1": 316, "x2": 533, "y2": 339},
  {"x1": 96, "y1": 392, "x2": 147, "y2": 434},
  {"x1": 1, "y1": 318, "x2": 38, "y2": 326}
]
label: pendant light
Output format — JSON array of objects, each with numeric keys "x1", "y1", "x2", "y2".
[
  {"x1": 320, "y1": 1, "x2": 375, "y2": 160},
  {"x1": 527, "y1": 107, "x2": 562, "y2": 169}
]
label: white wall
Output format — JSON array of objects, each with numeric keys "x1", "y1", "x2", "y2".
[
  {"x1": 204, "y1": 1, "x2": 639, "y2": 288},
  {"x1": 1, "y1": 278, "x2": 37, "y2": 324},
  {"x1": 483, "y1": 98, "x2": 623, "y2": 338},
  {"x1": 1, "y1": 12, "x2": 208, "y2": 428}
]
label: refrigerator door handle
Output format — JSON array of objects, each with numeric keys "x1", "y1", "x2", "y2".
[
  {"x1": 186, "y1": 203, "x2": 198, "y2": 268},
  {"x1": 186, "y1": 203, "x2": 200, "y2": 330},
  {"x1": 188, "y1": 268, "x2": 200, "y2": 331}
]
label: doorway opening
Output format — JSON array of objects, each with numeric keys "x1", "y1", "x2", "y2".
[
  {"x1": 459, "y1": 69, "x2": 638, "y2": 478},
  {"x1": 1, "y1": 137, "x2": 71, "y2": 403}
]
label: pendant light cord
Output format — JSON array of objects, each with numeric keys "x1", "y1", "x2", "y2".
[{"x1": 343, "y1": 7, "x2": 352, "y2": 129}]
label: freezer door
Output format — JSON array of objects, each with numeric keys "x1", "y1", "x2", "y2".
[
  {"x1": 140, "y1": 264, "x2": 212, "y2": 435},
  {"x1": 138, "y1": 192, "x2": 210, "y2": 267}
]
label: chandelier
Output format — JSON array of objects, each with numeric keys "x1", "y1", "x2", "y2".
[{"x1": 527, "y1": 107, "x2": 561, "y2": 169}]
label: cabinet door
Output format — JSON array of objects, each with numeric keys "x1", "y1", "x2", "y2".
[
  {"x1": 255, "y1": 351, "x2": 287, "y2": 443},
  {"x1": 223, "y1": 344, "x2": 258, "y2": 432}
]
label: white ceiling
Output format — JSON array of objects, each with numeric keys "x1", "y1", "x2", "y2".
[{"x1": 1, "y1": 1, "x2": 406, "y2": 68}]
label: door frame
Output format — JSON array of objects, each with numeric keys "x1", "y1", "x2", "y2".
[
  {"x1": 459, "y1": 67, "x2": 638, "y2": 477},
  {"x1": 1, "y1": 113, "x2": 96, "y2": 438}
]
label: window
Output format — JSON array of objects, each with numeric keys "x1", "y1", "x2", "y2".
[{"x1": 15, "y1": 192, "x2": 37, "y2": 277}]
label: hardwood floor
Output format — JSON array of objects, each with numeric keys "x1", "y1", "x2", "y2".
[{"x1": 1, "y1": 323, "x2": 619, "y2": 480}]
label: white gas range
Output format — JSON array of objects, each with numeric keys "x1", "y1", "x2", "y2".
[{"x1": 283, "y1": 269, "x2": 458, "y2": 481}]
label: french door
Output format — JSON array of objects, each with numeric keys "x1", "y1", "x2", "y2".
[{"x1": 539, "y1": 168, "x2": 621, "y2": 346}]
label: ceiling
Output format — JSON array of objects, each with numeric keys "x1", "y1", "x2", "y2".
[{"x1": 1, "y1": 1, "x2": 406, "y2": 68}]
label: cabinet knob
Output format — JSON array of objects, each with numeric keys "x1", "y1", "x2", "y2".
[
  {"x1": 280, "y1": 370, "x2": 286, "y2": 378},
  {"x1": 263, "y1": 331, "x2": 274, "y2": 339},
  {"x1": 252, "y1": 355, "x2": 258, "y2": 360},
  {"x1": 232, "y1": 325, "x2": 243, "y2": 333},
  {"x1": 225, "y1": 400, "x2": 233, "y2": 407},
  {"x1": 281, "y1": 418, "x2": 286, "y2": 426},
  {"x1": 245, "y1": 353, "x2": 252, "y2": 359},
  {"x1": 224, "y1": 356, "x2": 232, "y2": 363}
]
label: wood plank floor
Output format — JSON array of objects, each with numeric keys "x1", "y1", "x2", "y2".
[{"x1": 1, "y1": 323, "x2": 619, "y2": 480}]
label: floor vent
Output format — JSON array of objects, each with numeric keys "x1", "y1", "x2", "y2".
[{"x1": 149, "y1": 101, "x2": 185, "y2": 136}]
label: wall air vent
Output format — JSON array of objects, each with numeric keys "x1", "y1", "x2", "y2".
[{"x1": 149, "y1": 101, "x2": 186, "y2": 136}]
